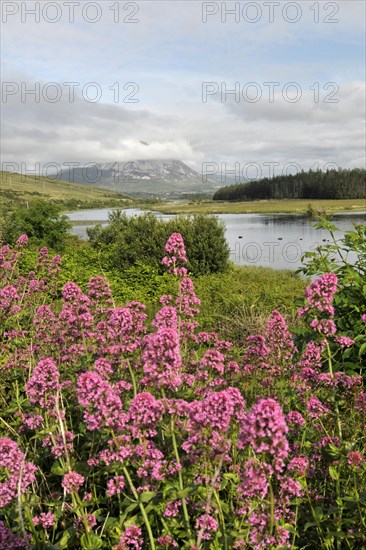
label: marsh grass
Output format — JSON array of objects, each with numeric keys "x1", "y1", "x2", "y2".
[
  {"x1": 149, "y1": 198, "x2": 366, "y2": 215},
  {"x1": 195, "y1": 264, "x2": 307, "y2": 343}
]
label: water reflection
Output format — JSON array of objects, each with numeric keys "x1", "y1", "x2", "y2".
[{"x1": 67, "y1": 209, "x2": 366, "y2": 271}]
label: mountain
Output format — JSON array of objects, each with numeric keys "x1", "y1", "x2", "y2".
[{"x1": 51, "y1": 160, "x2": 218, "y2": 196}]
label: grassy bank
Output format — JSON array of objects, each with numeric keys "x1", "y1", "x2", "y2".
[
  {"x1": 0, "y1": 171, "x2": 136, "y2": 212},
  {"x1": 60, "y1": 239, "x2": 306, "y2": 344},
  {"x1": 195, "y1": 264, "x2": 306, "y2": 342},
  {"x1": 147, "y1": 198, "x2": 366, "y2": 215}
]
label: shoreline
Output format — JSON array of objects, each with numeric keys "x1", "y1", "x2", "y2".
[{"x1": 63, "y1": 198, "x2": 366, "y2": 217}]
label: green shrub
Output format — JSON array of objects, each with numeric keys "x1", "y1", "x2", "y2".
[
  {"x1": 87, "y1": 211, "x2": 229, "y2": 276},
  {"x1": 299, "y1": 220, "x2": 366, "y2": 376},
  {"x1": 1, "y1": 200, "x2": 71, "y2": 249}
]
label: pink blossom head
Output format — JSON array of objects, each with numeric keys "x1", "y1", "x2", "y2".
[
  {"x1": 62, "y1": 471, "x2": 84, "y2": 494},
  {"x1": 301, "y1": 273, "x2": 338, "y2": 317},
  {"x1": 117, "y1": 525, "x2": 143, "y2": 549},
  {"x1": 334, "y1": 335, "x2": 354, "y2": 348},
  {"x1": 142, "y1": 327, "x2": 182, "y2": 390},
  {"x1": 32, "y1": 512, "x2": 55, "y2": 529},
  {"x1": 128, "y1": 392, "x2": 164, "y2": 437},
  {"x1": 0, "y1": 438, "x2": 37, "y2": 508},
  {"x1": 238, "y1": 398, "x2": 289, "y2": 472},
  {"x1": 195, "y1": 514, "x2": 218, "y2": 540},
  {"x1": 347, "y1": 451, "x2": 364, "y2": 468},
  {"x1": 0, "y1": 521, "x2": 29, "y2": 549},
  {"x1": 15, "y1": 234, "x2": 29, "y2": 248},
  {"x1": 25, "y1": 358, "x2": 60, "y2": 410},
  {"x1": 62, "y1": 282, "x2": 90, "y2": 304},
  {"x1": 162, "y1": 232, "x2": 188, "y2": 276},
  {"x1": 151, "y1": 306, "x2": 178, "y2": 329}
]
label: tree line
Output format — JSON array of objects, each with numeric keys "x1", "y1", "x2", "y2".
[{"x1": 213, "y1": 168, "x2": 366, "y2": 201}]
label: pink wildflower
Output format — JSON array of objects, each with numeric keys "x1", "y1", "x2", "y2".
[
  {"x1": 32, "y1": 512, "x2": 55, "y2": 528},
  {"x1": 334, "y1": 336, "x2": 354, "y2": 348},
  {"x1": 309, "y1": 318, "x2": 337, "y2": 336},
  {"x1": 162, "y1": 232, "x2": 188, "y2": 276},
  {"x1": 142, "y1": 327, "x2": 182, "y2": 390},
  {"x1": 238, "y1": 398, "x2": 289, "y2": 472},
  {"x1": 16, "y1": 234, "x2": 29, "y2": 248},
  {"x1": 347, "y1": 451, "x2": 364, "y2": 468},
  {"x1": 0, "y1": 521, "x2": 29, "y2": 549},
  {"x1": 176, "y1": 277, "x2": 200, "y2": 318},
  {"x1": 288, "y1": 456, "x2": 309, "y2": 476},
  {"x1": 25, "y1": 358, "x2": 60, "y2": 410},
  {"x1": 164, "y1": 500, "x2": 181, "y2": 517},
  {"x1": 62, "y1": 471, "x2": 84, "y2": 494},
  {"x1": 128, "y1": 392, "x2": 164, "y2": 438},
  {"x1": 77, "y1": 371, "x2": 125, "y2": 431},
  {"x1": 303, "y1": 273, "x2": 338, "y2": 314},
  {"x1": 107, "y1": 475, "x2": 125, "y2": 497},
  {"x1": 286, "y1": 411, "x2": 305, "y2": 427},
  {"x1": 157, "y1": 535, "x2": 178, "y2": 547},
  {"x1": 0, "y1": 438, "x2": 37, "y2": 508},
  {"x1": 306, "y1": 395, "x2": 330, "y2": 419},
  {"x1": 238, "y1": 458, "x2": 270, "y2": 499},
  {"x1": 118, "y1": 525, "x2": 143, "y2": 549},
  {"x1": 152, "y1": 306, "x2": 178, "y2": 329},
  {"x1": 195, "y1": 514, "x2": 218, "y2": 540}
]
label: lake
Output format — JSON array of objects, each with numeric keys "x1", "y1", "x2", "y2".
[{"x1": 67, "y1": 208, "x2": 366, "y2": 271}]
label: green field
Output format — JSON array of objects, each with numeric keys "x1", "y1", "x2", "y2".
[
  {"x1": 1, "y1": 172, "x2": 365, "y2": 218},
  {"x1": 0, "y1": 171, "x2": 136, "y2": 212},
  {"x1": 147, "y1": 198, "x2": 366, "y2": 215}
]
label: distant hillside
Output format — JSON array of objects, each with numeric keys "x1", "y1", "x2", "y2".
[
  {"x1": 50, "y1": 159, "x2": 216, "y2": 196},
  {"x1": 0, "y1": 171, "x2": 136, "y2": 212},
  {"x1": 213, "y1": 168, "x2": 366, "y2": 201}
]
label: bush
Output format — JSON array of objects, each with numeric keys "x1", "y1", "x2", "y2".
[
  {"x1": 0, "y1": 200, "x2": 71, "y2": 249},
  {"x1": 87, "y1": 211, "x2": 230, "y2": 276}
]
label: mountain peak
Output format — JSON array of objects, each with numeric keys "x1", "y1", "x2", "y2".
[{"x1": 52, "y1": 159, "x2": 216, "y2": 196}]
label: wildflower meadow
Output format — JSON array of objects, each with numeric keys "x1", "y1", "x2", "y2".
[{"x1": 0, "y1": 227, "x2": 365, "y2": 549}]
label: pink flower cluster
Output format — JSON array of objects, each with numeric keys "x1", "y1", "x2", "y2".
[
  {"x1": 106, "y1": 475, "x2": 125, "y2": 497},
  {"x1": 183, "y1": 388, "x2": 245, "y2": 461},
  {"x1": 142, "y1": 327, "x2": 182, "y2": 390},
  {"x1": 25, "y1": 358, "x2": 60, "y2": 410},
  {"x1": 238, "y1": 398, "x2": 289, "y2": 472},
  {"x1": 195, "y1": 513, "x2": 218, "y2": 540},
  {"x1": 0, "y1": 520, "x2": 29, "y2": 549},
  {"x1": 162, "y1": 232, "x2": 188, "y2": 276},
  {"x1": 32, "y1": 512, "x2": 55, "y2": 528},
  {"x1": 264, "y1": 310, "x2": 297, "y2": 373},
  {"x1": 61, "y1": 471, "x2": 84, "y2": 494},
  {"x1": 301, "y1": 272, "x2": 338, "y2": 315},
  {"x1": 116, "y1": 525, "x2": 143, "y2": 549},
  {"x1": 128, "y1": 392, "x2": 164, "y2": 438},
  {"x1": 0, "y1": 438, "x2": 37, "y2": 508},
  {"x1": 77, "y1": 371, "x2": 125, "y2": 431}
]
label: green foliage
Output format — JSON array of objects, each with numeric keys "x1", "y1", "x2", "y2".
[
  {"x1": 195, "y1": 264, "x2": 306, "y2": 342},
  {"x1": 299, "y1": 221, "x2": 366, "y2": 376},
  {"x1": 213, "y1": 168, "x2": 366, "y2": 201},
  {"x1": 87, "y1": 211, "x2": 230, "y2": 276},
  {"x1": 1, "y1": 200, "x2": 71, "y2": 249}
]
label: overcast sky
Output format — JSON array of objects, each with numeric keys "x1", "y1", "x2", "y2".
[{"x1": 1, "y1": 0, "x2": 365, "y2": 178}]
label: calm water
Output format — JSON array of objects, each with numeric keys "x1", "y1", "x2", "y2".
[{"x1": 67, "y1": 208, "x2": 366, "y2": 270}]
